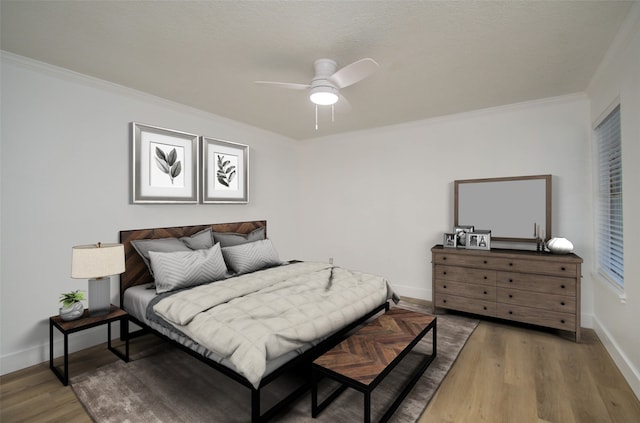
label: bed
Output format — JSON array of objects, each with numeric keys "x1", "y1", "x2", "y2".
[{"x1": 119, "y1": 220, "x2": 395, "y2": 422}]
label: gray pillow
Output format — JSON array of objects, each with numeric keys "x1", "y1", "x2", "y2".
[
  {"x1": 221, "y1": 239, "x2": 281, "y2": 275},
  {"x1": 213, "y1": 227, "x2": 265, "y2": 248},
  {"x1": 180, "y1": 228, "x2": 214, "y2": 250},
  {"x1": 131, "y1": 238, "x2": 192, "y2": 275},
  {"x1": 131, "y1": 228, "x2": 214, "y2": 275},
  {"x1": 150, "y1": 244, "x2": 228, "y2": 294}
]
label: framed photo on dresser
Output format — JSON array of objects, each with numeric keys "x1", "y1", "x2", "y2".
[
  {"x1": 454, "y1": 225, "x2": 474, "y2": 247},
  {"x1": 466, "y1": 230, "x2": 491, "y2": 250},
  {"x1": 443, "y1": 233, "x2": 457, "y2": 248}
]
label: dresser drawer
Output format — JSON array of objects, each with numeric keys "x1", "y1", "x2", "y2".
[
  {"x1": 496, "y1": 303, "x2": 576, "y2": 331},
  {"x1": 433, "y1": 253, "x2": 578, "y2": 277},
  {"x1": 436, "y1": 280, "x2": 496, "y2": 301},
  {"x1": 496, "y1": 272, "x2": 576, "y2": 296},
  {"x1": 497, "y1": 288, "x2": 576, "y2": 314},
  {"x1": 433, "y1": 253, "x2": 502, "y2": 269},
  {"x1": 491, "y1": 258, "x2": 578, "y2": 277},
  {"x1": 435, "y1": 265, "x2": 496, "y2": 286},
  {"x1": 436, "y1": 294, "x2": 496, "y2": 317}
]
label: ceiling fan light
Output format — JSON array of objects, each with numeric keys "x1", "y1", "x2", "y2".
[{"x1": 310, "y1": 87, "x2": 338, "y2": 105}]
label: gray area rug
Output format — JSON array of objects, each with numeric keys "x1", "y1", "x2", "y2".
[{"x1": 71, "y1": 305, "x2": 477, "y2": 422}]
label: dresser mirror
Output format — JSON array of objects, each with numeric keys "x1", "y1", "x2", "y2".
[{"x1": 454, "y1": 174, "x2": 551, "y2": 243}]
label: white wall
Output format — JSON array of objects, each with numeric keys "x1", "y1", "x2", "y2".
[
  {"x1": 586, "y1": 4, "x2": 640, "y2": 398},
  {"x1": 0, "y1": 53, "x2": 300, "y2": 374},
  {"x1": 296, "y1": 94, "x2": 593, "y2": 303}
]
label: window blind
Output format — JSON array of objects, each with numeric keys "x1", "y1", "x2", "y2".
[{"x1": 594, "y1": 104, "x2": 623, "y2": 288}]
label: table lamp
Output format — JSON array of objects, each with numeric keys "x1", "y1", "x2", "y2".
[{"x1": 71, "y1": 242, "x2": 125, "y2": 316}]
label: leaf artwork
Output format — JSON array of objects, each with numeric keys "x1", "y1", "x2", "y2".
[
  {"x1": 216, "y1": 154, "x2": 236, "y2": 187},
  {"x1": 155, "y1": 146, "x2": 182, "y2": 184}
]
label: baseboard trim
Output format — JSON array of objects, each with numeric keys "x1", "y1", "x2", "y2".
[
  {"x1": 0, "y1": 326, "x2": 119, "y2": 376},
  {"x1": 592, "y1": 316, "x2": 640, "y2": 400},
  {"x1": 393, "y1": 284, "x2": 430, "y2": 302}
]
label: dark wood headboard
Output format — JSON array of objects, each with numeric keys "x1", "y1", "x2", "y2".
[{"x1": 118, "y1": 220, "x2": 266, "y2": 305}]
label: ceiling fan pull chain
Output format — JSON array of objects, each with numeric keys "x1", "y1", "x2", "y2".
[
  {"x1": 332, "y1": 104, "x2": 335, "y2": 122},
  {"x1": 315, "y1": 104, "x2": 318, "y2": 130}
]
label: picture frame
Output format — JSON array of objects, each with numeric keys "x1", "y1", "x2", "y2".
[
  {"x1": 466, "y1": 230, "x2": 491, "y2": 250},
  {"x1": 443, "y1": 233, "x2": 457, "y2": 248},
  {"x1": 201, "y1": 136, "x2": 249, "y2": 203},
  {"x1": 454, "y1": 225, "x2": 474, "y2": 247},
  {"x1": 132, "y1": 122, "x2": 199, "y2": 204}
]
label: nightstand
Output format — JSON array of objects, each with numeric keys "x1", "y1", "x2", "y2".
[{"x1": 49, "y1": 304, "x2": 129, "y2": 385}]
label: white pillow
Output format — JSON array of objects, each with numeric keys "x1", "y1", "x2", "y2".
[
  {"x1": 222, "y1": 239, "x2": 281, "y2": 274},
  {"x1": 150, "y1": 244, "x2": 228, "y2": 294}
]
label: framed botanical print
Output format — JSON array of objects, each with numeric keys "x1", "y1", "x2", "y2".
[
  {"x1": 131, "y1": 123, "x2": 199, "y2": 203},
  {"x1": 201, "y1": 136, "x2": 249, "y2": 203}
]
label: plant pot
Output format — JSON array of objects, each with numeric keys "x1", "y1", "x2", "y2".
[{"x1": 59, "y1": 302, "x2": 84, "y2": 321}]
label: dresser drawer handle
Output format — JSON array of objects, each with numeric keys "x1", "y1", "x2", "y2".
[
  {"x1": 483, "y1": 306, "x2": 487, "y2": 310},
  {"x1": 508, "y1": 311, "x2": 513, "y2": 315},
  {"x1": 483, "y1": 260, "x2": 488, "y2": 264},
  {"x1": 561, "y1": 319, "x2": 566, "y2": 324},
  {"x1": 443, "y1": 299, "x2": 447, "y2": 303},
  {"x1": 443, "y1": 257, "x2": 447, "y2": 261},
  {"x1": 561, "y1": 284, "x2": 566, "y2": 289},
  {"x1": 509, "y1": 278, "x2": 513, "y2": 283},
  {"x1": 484, "y1": 291, "x2": 488, "y2": 295},
  {"x1": 561, "y1": 301, "x2": 565, "y2": 306},
  {"x1": 443, "y1": 285, "x2": 447, "y2": 289},
  {"x1": 561, "y1": 267, "x2": 566, "y2": 271},
  {"x1": 509, "y1": 263, "x2": 513, "y2": 267},
  {"x1": 443, "y1": 271, "x2": 447, "y2": 275},
  {"x1": 509, "y1": 294, "x2": 513, "y2": 298},
  {"x1": 483, "y1": 276, "x2": 487, "y2": 280}
]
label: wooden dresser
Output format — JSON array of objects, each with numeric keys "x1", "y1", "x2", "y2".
[{"x1": 431, "y1": 245, "x2": 583, "y2": 342}]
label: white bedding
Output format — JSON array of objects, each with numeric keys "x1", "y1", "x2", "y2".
[
  {"x1": 122, "y1": 283, "x2": 314, "y2": 378},
  {"x1": 153, "y1": 261, "x2": 395, "y2": 388}
]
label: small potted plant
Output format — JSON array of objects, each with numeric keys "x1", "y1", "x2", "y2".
[{"x1": 59, "y1": 290, "x2": 85, "y2": 321}]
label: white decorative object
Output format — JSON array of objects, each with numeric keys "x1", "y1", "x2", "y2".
[
  {"x1": 546, "y1": 237, "x2": 574, "y2": 254},
  {"x1": 59, "y1": 302, "x2": 84, "y2": 321}
]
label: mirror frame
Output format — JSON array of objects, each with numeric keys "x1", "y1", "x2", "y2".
[{"x1": 454, "y1": 174, "x2": 552, "y2": 243}]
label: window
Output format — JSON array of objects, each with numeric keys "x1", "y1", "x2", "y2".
[{"x1": 594, "y1": 104, "x2": 623, "y2": 289}]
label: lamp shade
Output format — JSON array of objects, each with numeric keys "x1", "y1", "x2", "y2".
[{"x1": 71, "y1": 243, "x2": 125, "y2": 279}]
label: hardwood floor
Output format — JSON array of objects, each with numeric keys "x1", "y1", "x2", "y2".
[
  {"x1": 0, "y1": 335, "x2": 162, "y2": 423},
  {"x1": 419, "y1": 317, "x2": 640, "y2": 423},
  {"x1": 2, "y1": 317, "x2": 639, "y2": 422}
]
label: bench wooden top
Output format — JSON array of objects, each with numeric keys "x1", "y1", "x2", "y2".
[{"x1": 313, "y1": 307, "x2": 436, "y2": 387}]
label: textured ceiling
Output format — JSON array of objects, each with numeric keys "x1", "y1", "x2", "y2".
[{"x1": 1, "y1": 1, "x2": 633, "y2": 140}]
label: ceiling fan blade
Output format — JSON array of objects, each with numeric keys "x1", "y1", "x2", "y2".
[
  {"x1": 329, "y1": 58, "x2": 379, "y2": 89},
  {"x1": 254, "y1": 81, "x2": 310, "y2": 90}
]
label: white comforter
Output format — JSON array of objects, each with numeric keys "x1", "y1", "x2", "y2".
[{"x1": 153, "y1": 261, "x2": 395, "y2": 388}]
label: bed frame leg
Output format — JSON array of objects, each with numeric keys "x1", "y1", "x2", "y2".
[{"x1": 251, "y1": 388, "x2": 260, "y2": 423}]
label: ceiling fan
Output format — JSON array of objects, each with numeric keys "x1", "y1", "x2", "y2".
[{"x1": 255, "y1": 58, "x2": 379, "y2": 128}]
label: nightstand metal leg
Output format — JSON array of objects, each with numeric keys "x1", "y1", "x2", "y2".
[
  {"x1": 107, "y1": 319, "x2": 129, "y2": 362},
  {"x1": 49, "y1": 318, "x2": 70, "y2": 386},
  {"x1": 63, "y1": 332, "x2": 69, "y2": 384}
]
